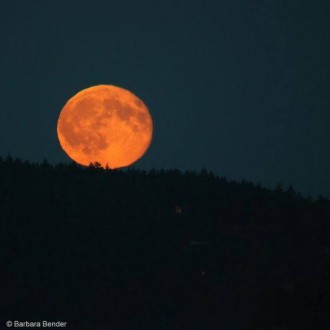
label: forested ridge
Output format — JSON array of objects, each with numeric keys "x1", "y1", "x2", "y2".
[{"x1": 0, "y1": 156, "x2": 329, "y2": 329}]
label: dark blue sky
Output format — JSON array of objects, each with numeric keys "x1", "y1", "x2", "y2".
[{"x1": 0, "y1": 0, "x2": 329, "y2": 197}]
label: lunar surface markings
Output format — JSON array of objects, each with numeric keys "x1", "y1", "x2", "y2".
[{"x1": 57, "y1": 85, "x2": 153, "y2": 168}]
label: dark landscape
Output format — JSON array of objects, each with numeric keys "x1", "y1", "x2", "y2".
[{"x1": 0, "y1": 156, "x2": 329, "y2": 329}]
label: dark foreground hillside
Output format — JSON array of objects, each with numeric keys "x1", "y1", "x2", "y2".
[{"x1": 0, "y1": 157, "x2": 329, "y2": 329}]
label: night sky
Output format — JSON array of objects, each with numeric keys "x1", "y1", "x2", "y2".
[{"x1": 0, "y1": 0, "x2": 329, "y2": 197}]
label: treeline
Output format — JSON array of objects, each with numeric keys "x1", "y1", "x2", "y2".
[{"x1": 0, "y1": 156, "x2": 329, "y2": 329}]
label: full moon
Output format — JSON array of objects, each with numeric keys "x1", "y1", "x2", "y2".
[{"x1": 57, "y1": 85, "x2": 153, "y2": 169}]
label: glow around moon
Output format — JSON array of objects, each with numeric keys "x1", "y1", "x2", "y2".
[{"x1": 57, "y1": 85, "x2": 153, "y2": 169}]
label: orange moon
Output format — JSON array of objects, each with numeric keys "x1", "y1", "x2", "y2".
[{"x1": 57, "y1": 85, "x2": 153, "y2": 169}]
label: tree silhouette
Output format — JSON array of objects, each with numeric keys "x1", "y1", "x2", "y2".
[
  {"x1": 88, "y1": 161, "x2": 102, "y2": 169},
  {"x1": 0, "y1": 157, "x2": 329, "y2": 328}
]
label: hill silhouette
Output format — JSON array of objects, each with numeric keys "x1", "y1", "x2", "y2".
[{"x1": 0, "y1": 156, "x2": 329, "y2": 329}]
